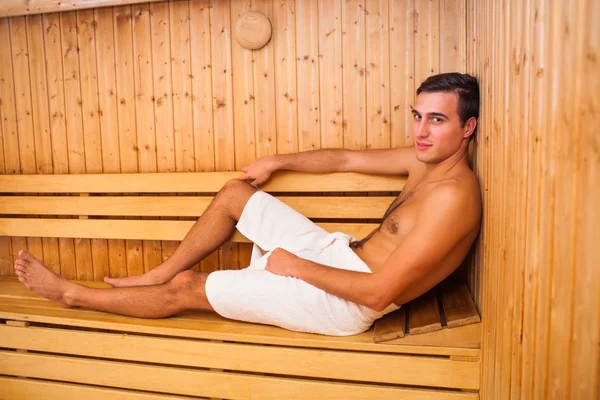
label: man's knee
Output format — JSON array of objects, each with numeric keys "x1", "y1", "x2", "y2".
[
  {"x1": 220, "y1": 178, "x2": 256, "y2": 196},
  {"x1": 170, "y1": 270, "x2": 213, "y2": 311},
  {"x1": 217, "y1": 179, "x2": 257, "y2": 219},
  {"x1": 171, "y1": 270, "x2": 204, "y2": 290}
]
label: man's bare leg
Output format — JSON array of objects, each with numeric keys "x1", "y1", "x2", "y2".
[
  {"x1": 14, "y1": 250, "x2": 214, "y2": 317},
  {"x1": 104, "y1": 179, "x2": 256, "y2": 287}
]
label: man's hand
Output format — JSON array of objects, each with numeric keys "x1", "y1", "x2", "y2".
[
  {"x1": 265, "y1": 248, "x2": 303, "y2": 277},
  {"x1": 238, "y1": 156, "x2": 280, "y2": 186}
]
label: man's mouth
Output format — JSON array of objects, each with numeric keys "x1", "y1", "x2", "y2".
[{"x1": 416, "y1": 142, "x2": 432, "y2": 150}]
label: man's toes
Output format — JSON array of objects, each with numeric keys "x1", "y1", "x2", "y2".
[
  {"x1": 15, "y1": 267, "x2": 27, "y2": 277},
  {"x1": 18, "y1": 250, "x2": 37, "y2": 263},
  {"x1": 17, "y1": 276, "x2": 27, "y2": 283}
]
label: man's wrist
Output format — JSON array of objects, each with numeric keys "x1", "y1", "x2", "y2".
[
  {"x1": 270, "y1": 154, "x2": 286, "y2": 170},
  {"x1": 293, "y1": 258, "x2": 316, "y2": 280}
]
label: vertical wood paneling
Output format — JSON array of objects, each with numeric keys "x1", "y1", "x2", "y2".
[
  {"x1": 252, "y1": 0, "x2": 277, "y2": 158},
  {"x1": 230, "y1": 0, "x2": 256, "y2": 166},
  {"x1": 96, "y1": 6, "x2": 128, "y2": 279},
  {"x1": 365, "y1": 0, "x2": 390, "y2": 150},
  {"x1": 170, "y1": 0, "x2": 194, "y2": 173},
  {"x1": 149, "y1": 1, "x2": 180, "y2": 273},
  {"x1": 43, "y1": 12, "x2": 78, "y2": 279},
  {"x1": 318, "y1": 0, "x2": 343, "y2": 149},
  {"x1": 296, "y1": 0, "x2": 320, "y2": 150},
  {"x1": 189, "y1": 0, "x2": 215, "y2": 172},
  {"x1": 569, "y1": 1, "x2": 599, "y2": 397},
  {"x1": 78, "y1": 9, "x2": 111, "y2": 282},
  {"x1": 414, "y1": 0, "x2": 439, "y2": 90},
  {"x1": 466, "y1": 0, "x2": 599, "y2": 397},
  {"x1": 132, "y1": 4, "x2": 163, "y2": 275},
  {"x1": 547, "y1": 1, "x2": 578, "y2": 397},
  {"x1": 0, "y1": 18, "x2": 16, "y2": 275},
  {"x1": 274, "y1": 0, "x2": 299, "y2": 154},
  {"x1": 10, "y1": 17, "x2": 44, "y2": 267},
  {"x1": 342, "y1": 0, "x2": 366, "y2": 150},
  {"x1": 61, "y1": 11, "x2": 95, "y2": 281},
  {"x1": 25, "y1": 14, "x2": 62, "y2": 276},
  {"x1": 390, "y1": 0, "x2": 414, "y2": 147},
  {"x1": 114, "y1": 5, "x2": 144, "y2": 278}
]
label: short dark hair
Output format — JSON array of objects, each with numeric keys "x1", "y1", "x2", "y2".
[{"x1": 416, "y1": 73, "x2": 480, "y2": 133}]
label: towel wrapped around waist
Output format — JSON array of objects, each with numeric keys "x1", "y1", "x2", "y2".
[{"x1": 205, "y1": 191, "x2": 399, "y2": 336}]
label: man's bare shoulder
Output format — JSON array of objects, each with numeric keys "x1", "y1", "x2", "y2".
[{"x1": 422, "y1": 171, "x2": 482, "y2": 229}]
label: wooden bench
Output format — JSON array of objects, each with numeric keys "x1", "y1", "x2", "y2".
[{"x1": 0, "y1": 172, "x2": 481, "y2": 399}]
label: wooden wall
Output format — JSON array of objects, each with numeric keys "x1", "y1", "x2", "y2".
[
  {"x1": 466, "y1": 0, "x2": 599, "y2": 398},
  {"x1": 2, "y1": 0, "x2": 598, "y2": 397},
  {"x1": 0, "y1": 0, "x2": 467, "y2": 278}
]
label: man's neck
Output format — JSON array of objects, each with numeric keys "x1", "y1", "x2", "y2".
[{"x1": 422, "y1": 146, "x2": 470, "y2": 182}]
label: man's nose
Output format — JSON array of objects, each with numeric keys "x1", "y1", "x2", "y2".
[{"x1": 415, "y1": 121, "x2": 429, "y2": 138}]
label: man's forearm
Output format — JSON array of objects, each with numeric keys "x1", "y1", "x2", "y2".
[
  {"x1": 292, "y1": 259, "x2": 388, "y2": 311},
  {"x1": 272, "y1": 149, "x2": 349, "y2": 173}
]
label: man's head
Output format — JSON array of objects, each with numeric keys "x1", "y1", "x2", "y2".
[{"x1": 412, "y1": 73, "x2": 479, "y2": 164}]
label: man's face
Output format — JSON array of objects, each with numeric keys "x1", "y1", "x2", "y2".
[{"x1": 411, "y1": 91, "x2": 467, "y2": 164}]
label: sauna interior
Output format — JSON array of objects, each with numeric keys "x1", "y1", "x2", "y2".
[{"x1": 0, "y1": 0, "x2": 597, "y2": 398}]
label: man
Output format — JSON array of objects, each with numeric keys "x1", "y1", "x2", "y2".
[{"x1": 14, "y1": 72, "x2": 481, "y2": 336}]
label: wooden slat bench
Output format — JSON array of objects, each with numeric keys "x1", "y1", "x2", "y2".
[{"x1": 0, "y1": 172, "x2": 481, "y2": 399}]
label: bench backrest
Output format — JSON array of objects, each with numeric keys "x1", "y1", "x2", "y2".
[{"x1": 0, "y1": 172, "x2": 405, "y2": 242}]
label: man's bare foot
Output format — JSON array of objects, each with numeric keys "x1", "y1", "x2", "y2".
[
  {"x1": 104, "y1": 272, "x2": 162, "y2": 288},
  {"x1": 14, "y1": 250, "x2": 79, "y2": 308}
]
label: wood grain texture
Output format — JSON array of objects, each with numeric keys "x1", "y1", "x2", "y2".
[
  {"x1": 2, "y1": 0, "x2": 459, "y2": 282},
  {"x1": 0, "y1": 218, "x2": 381, "y2": 243},
  {"x1": 0, "y1": 324, "x2": 479, "y2": 389},
  {"x1": 0, "y1": 377, "x2": 193, "y2": 400},
  {"x1": 0, "y1": 171, "x2": 406, "y2": 192},
  {"x1": 408, "y1": 290, "x2": 443, "y2": 335},
  {"x1": 441, "y1": 282, "x2": 480, "y2": 328},
  {"x1": 1, "y1": 195, "x2": 396, "y2": 218},
  {"x1": 0, "y1": 351, "x2": 478, "y2": 400},
  {"x1": 0, "y1": 1, "x2": 165, "y2": 17},
  {"x1": 465, "y1": 0, "x2": 599, "y2": 397}
]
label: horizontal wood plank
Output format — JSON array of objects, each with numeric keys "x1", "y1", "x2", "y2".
[
  {"x1": 0, "y1": 196, "x2": 394, "y2": 219},
  {"x1": 0, "y1": 279, "x2": 480, "y2": 357},
  {"x1": 0, "y1": 376, "x2": 196, "y2": 400},
  {"x1": 0, "y1": 218, "x2": 379, "y2": 242},
  {"x1": 0, "y1": 324, "x2": 479, "y2": 389},
  {"x1": 376, "y1": 323, "x2": 482, "y2": 348},
  {"x1": 0, "y1": 0, "x2": 164, "y2": 17},
  {"x1": 0, "y1": 171, "x2": 405, "y2": 193},
  {"x1": 0, "y1": 351, "x2": 478, "y2": 400}
]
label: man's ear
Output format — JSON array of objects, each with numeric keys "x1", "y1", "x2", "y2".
[{"x1": 463, "y1": 117, "x2": 477, "y2": 139}]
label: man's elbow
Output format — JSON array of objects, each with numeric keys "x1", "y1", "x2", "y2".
[{"x1": 367, "y1": 293, "x2": 394, "y2": 312}]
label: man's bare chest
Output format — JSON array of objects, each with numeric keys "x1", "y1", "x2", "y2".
[
  {"x1": 379, "y1": 180, "x2": 435, "y2": 241},
  {"x1": 379, "y1": 194, "x2": 419, "y2": 239}
]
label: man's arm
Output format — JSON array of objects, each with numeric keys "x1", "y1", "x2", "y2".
[
  {"x1": 265, "y1": 183, "x2": 476, "y2": 310},
  {"x1": 238, "y1": 146, "x2": 419, "y2": 185}
]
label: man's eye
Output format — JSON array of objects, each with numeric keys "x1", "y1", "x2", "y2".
[
  {"x1": 413, "y1": 114, "x2": 422, "y2": 120},
  {"x1": 432, "y1": 117, "x2": 442, "y2": 123}
]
